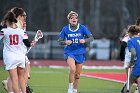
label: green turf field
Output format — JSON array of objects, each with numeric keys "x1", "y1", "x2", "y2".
[{"x1": 0, "y1": 66, "x2": 128, "y2": 93}]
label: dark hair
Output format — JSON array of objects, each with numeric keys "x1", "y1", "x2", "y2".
[
  {"x1": 135, "y1": 17, "x2": 140, "y2": 26},
  {"x1": 3, "y1": 11, "x2": 17, "y2": 24},
  {"x1": 128, "y1": 25, "x2": 140, "y2": 35},
  {"x1": 10, "y1": 7, "x2": 26, "y2": 18}
]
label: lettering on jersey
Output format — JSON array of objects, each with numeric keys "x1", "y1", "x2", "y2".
[
  {"x1": 9, "y1": 34, "x2": 19, "y2": 45},
  {"x1": 137, "y1": 40, "x2": 140, "y2": 45},
  {"x1": 68, "y1": 33, "x2": 81, "y2": 37},
  {"x1": 67, "y1": 33, "x2": 82, "y2": 44}
]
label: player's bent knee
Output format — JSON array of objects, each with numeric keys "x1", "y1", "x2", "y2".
[
  {"x1": 70, "y1": 68, "x2": 75, "y2": 73},
  {"x1": 75, "y1": 73, "x2": 80, "y2": 79}
]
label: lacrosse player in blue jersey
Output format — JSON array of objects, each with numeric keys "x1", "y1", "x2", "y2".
[
  {"x1": 58, "y1": 11, "x2": 93, "y2": 93},
  {"x1": 121, "y1": 17, "x2": 140, "y2": 93},
  {"x1": 122, "y1": 25, "x2": 140, "y2": 93}
]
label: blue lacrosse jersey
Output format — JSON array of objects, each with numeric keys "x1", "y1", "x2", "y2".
[
  {"x1": 59, "y1": 23, "x2": 91, "y2": 55},
  {"x1": 128, "y1": 37, "x2": 140, "y2": 76}
]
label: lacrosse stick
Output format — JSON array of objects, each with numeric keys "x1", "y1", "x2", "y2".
[
  {"x1": 26, "y1": 30, "x2": 43, "y2": 54},
  {"x1": 127, "y1": 67, "x2": 131, "y2": 92}
]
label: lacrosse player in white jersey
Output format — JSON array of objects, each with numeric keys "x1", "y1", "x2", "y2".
[
  {"x1": 1, "y1": 7, "x2": 35, "y2": 93},
  {"x1": 11, "y1": 7, "x2": 32, "y2": 90},
  {"x1": 0, "y1": 11, "x2": 29, "y2": 93}
]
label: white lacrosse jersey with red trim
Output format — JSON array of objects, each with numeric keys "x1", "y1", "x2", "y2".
[
  {"x1": 1, "y1": 27, "x2": 27, "y2": 70},
  {"x1": 1, "y1": 27, "x2": 26, "y2": 54}
]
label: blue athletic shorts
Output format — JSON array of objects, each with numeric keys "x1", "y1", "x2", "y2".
[{"x1": 64, "y1": 53, "x2": 85, "y2": 64}]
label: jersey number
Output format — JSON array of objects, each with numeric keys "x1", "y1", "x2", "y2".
[
  {"x1": 9, "y1": 34, "x2": 19, "y2": 45},
  {"x1": 72, "y1": 38, "x2": 79, "y2": 43}
]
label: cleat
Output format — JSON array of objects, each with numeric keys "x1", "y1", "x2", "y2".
[
  {"x1": 73, "y1": 91, "x2": 77, "y2": 93},
  {"x1": 134, "y1": 86, "x2": 139, "y2": 93},
  {"x1": 2, "y1": 80, "x2": 8, "y2": 91},
  {"x1": 26, "y1": 85, "x2": 33, "y2": 93},
  {"x1": 68, "y1": 89, "x2": 73, "y2": 93},
  {"x1": 73, "y1": 89, "x2": 77, "y2": 93},
  {"x1": 121, "y1": 83, "x2": 127, "y2": 93}
]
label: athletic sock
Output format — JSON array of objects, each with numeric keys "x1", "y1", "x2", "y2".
[{"x1": 68, "y1": 83, "x2": 73, "y2": 89}]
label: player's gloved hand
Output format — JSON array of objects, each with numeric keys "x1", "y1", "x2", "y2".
[
  {"x1": 79, "y1": 39, "x2": 85, "y2": 44},
  {"x1": 128, "y1": 61, "x2": 135, "y2": 68},
  {"x1": 31, "y1": 40, "x2": 36, "y2": 48},
  {"x1": 66, "y1": 40, "x2": 72, "y2": 45}
]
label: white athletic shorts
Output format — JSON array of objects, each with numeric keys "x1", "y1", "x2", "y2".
[{"x1": 3, "y1": 52, "x2": 26, "y2": 70}]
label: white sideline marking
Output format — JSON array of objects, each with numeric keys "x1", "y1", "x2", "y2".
[
  {"x1": 31, "y1": 71, "x2": 62, "y2": 74},
  {"x1": 48, "y1": 65, "x2": 124, "y2": 69},
  {"x1": 82, "y1": 66, "x2": 124, "y2": 69}
]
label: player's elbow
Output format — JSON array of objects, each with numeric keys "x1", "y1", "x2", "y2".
[{"x1": 23, "y1": 39, "x2": 31, "y2": 47}]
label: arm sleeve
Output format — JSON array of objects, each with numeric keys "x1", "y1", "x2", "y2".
[
  {"x1": 57, "y1": 37, "x2": 66, "y2": 45},
  {"x1": 23, "y1": 39, "x2": 31, "y2": 47},
  {"x1": 120, "y1": 41, "x2": 127, "y2": 61},
  {"x1": 129, "y1": 48, "x2": 136, "y2": 66},
  {"x1": 82, "y1": 25, "x2": 93, "y2": 43},
  {"x1": 130, "y1": 48, "x2": 136, "y2": 61},
  {"x1": 58, "y1": 27, "x2": 66, "y2": 45},
  {"x1": 84, "y1": 34, "x2": 94, "y2": 43},
  {"x1": 59, "y1": 27, "x2": 65, "y2": 39}
]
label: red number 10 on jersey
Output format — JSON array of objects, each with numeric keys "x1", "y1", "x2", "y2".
[{"x1": 9, "y1": 34, "x2": 19, "y2": 45}]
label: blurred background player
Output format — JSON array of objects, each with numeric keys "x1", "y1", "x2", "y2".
[
  {"x1": 0, "y1": 11, "x2": 28, "y2": 93},
  {"x1": 120, "y1": 26, "x2": 132, "y2": 93},
  {"x1": 2, "y1": 7, "x2": 34, "y2": 92},
  {"x1": 58, "y1": 11, "x2": 93, "y2": 93},
  {"x1": 120, "y1": 17, "x2": 140, "y2": 93},
  {"x1": 122, "y1": 25, "x2": 140, "y2": 93}
]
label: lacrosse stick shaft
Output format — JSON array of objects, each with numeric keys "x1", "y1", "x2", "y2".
[
  {"x1": 26, "y1": 41, "x2": 37, "y2": 54},
  {"x1": 26, "y1": 47, "x2": 32, "y2": 54},
  {"x1": 127, "y1": 67, "x2": 130, "y2": 91}
]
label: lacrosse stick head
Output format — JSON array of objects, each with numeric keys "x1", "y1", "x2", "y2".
[{"x1": 34, "y1": 30, "x2": 43, "y2": 42}]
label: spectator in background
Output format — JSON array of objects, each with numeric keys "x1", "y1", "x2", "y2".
[{"x1": 58, "y1": 11, "x2": 93, "y2": 93}]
